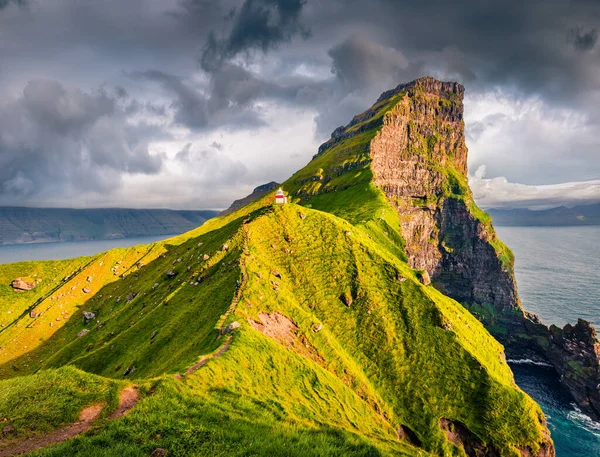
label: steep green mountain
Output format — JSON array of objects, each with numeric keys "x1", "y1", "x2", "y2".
[
  {"x1": 0, "y1": 207, "x2": 219, "y2": 245},
  {"x1": 0, "y1": 78, "x2": 557, "y2": 457}
]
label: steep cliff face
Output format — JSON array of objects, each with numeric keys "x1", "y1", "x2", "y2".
[
  {"x1": 290, "y1": 76, "x2": 600, "y2": 423},
  {"x1": 547, "y1": 320, "x2": 600, "y2": 418},
  {"x1": 369, "y1": 77, "x2": 520, "y2": 315},
  {"x1": 367, "y1": 77, "x2": 600, "y2": 422}
]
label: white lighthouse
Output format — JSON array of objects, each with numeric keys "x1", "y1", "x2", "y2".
[{"x1": 274, "y1": 188, "x2": 288, "y2": 204}]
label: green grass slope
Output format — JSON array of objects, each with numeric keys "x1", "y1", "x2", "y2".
[{"x1": 0, "y1": 199, "x2": 551, "y2": 456}]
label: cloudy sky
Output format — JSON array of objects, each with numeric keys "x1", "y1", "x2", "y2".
[{"x1": 0, "y1": 0, "x2": 599, "y2": 210}]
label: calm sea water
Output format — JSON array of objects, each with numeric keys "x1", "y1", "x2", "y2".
[
  {"x1": 497, "y1": 226, "x2": 600, "y2": 456},
  {"x1": 0, "y1": 228, "x2": 598, "y2": 454},
  {"x1": 0, "y1": 235, "x2": 171, "y2": 264}
]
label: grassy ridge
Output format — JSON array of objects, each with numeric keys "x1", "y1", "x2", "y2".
[
  {"x1": 0, "y1": 366, "x2": 124, "y2": 444},
  {"x1": 0, "y1": 201, "x2": 548, "y2": 456}
]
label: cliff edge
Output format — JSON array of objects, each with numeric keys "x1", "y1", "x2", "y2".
[{"x1": 289, "y1": 76, "x2": 600, "y2": 422}]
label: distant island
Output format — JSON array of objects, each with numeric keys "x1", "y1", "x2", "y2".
[
  {"x1": 488, "y1": 202, "x2": 600, "y2": 226},
  {"x1": 0, "y1": 207, "x2": 219, "y2": 245}
]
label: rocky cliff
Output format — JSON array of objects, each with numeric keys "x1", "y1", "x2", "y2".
[{"x1": 292, "y1": 76, "x2": 600, "y2": 423}]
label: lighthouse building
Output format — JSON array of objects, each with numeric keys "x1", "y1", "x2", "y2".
[{"x1": 274, "y1": 188, "x2": 288, "y2": 204}]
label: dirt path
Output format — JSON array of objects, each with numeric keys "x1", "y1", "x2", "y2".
[
  {"x1": 185, "y1": 334, "x2": 233, "y2": 375},
  {"x1": 0, "y1": 386, "x2": 139, "y2": 456}
]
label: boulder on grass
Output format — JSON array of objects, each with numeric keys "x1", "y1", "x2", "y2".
[{"x1": 11, "y1": 278, "x2": 35, "y2": 292}]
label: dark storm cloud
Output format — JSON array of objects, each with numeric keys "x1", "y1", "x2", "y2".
[
  {"x1": 0, "y1": 80, "x2": 163, "y2": 202},
  {"x1": 0, "y1": 0, "x2": 26, "y2": 9},
  {"x1": 199, "y1": 0, "x2": 309, "y2": 71},
  {"x1": 134, "y1": 67, "x2": 273, "y2": 130},
  {"x1": 568, "y1": 27, "x2": 598, "y2": 51},
  {"x1": 1, "y1": 0, "x2": 600, "y2": 208}
]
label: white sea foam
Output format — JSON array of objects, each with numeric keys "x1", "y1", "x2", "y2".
[
  {"x1": 567, "y1": 404, "x2": 600, "y2": 436},
  {"x1": 507, "y1": 358, "x2": 553, "y2": 368}
]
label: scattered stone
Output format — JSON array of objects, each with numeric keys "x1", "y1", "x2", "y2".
[
  {"x1": 222, "y1": 243, "x2": 229, "y2": 251},
  {"x1": 197, "y1": 242, "x2": 203, "y2": 247},
  {"x1": 151, "y1": 330, "x2": 158, "y2": 340},
  {"x1": 11, "y1": 278, "x2": 35, "y2": 292},
  {"x1": 82, "y1": 287, "x2": 91, "y2": 294},
  {"x1": 30, "y1": 310, "x2": 41, "y2": 318},
  {"x1": 339, "y1": 293, "x2": 353, "y2": 307},
  {"x1": 83, "y1": 311, "x2": 96, "y2": 322},
  {"x1": 418, "y1": 270, "x2": 431, "y2": 286},
  {"x1": 345, "y1": 231, "x2": 352, "y2": 236},
  {"x1": 152, "y1": 283, "x2": 159, "y2": 290},
  {"x1": 126, "y1": 294, "x2": 135, "y2": 302},
  {"x1": 272, "y1": 270, "x2": 282, "y2": 279},
  {"x1": 312, "y1": 323, "x2": 323, "y2": 333},
  {"x1": 78, "y1": 329, "x2": 90, "y2": 337},
  {"x1": 150, "y1": 449, "x2": 168, "y2": 457},
  {"x1": 299, "y1": 212, "x2": 306, "y2": 220},
  {"x1": 203, "y1": 254, "x2": 210, "y2": 261},
  {"x1": 166, "y1": 270, "x2": 176, "y2": 277},
  {"x1": 224, "y1": 321, "x2": 241, "y2": 334},
  {"x1": 2, "y1": 424, "x2": 14, "y2": 436},
  {"x1": 86, "y1": 276, "x2": 93, "y2": 282},
  {"x1": 397, "y1": 276, "x2": 407, "y2": 282},
  {"x1": 122, "y1": 366, "x2": 136, "y2": 377}
]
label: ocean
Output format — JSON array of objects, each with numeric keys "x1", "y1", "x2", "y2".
[
  {"x1": 0, "y1": 227, "x2": 598, "y2": 455},
  {"x1": 497, "y1": 226, "x2": 600, "y2": 456},
  {"x1": 0, "y1": 235, "x2": 171, "y2": 264}
]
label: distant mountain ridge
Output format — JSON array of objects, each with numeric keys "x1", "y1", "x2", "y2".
[
  {"x1": 488, "y1": 203, "x2": 600, "y2": 226},
  {"x1": 0, "y1": 207, "x2": 219, "y2": 245},
  {"x1": 220, "y1": 181, "x2": 280, "y2": 216}
]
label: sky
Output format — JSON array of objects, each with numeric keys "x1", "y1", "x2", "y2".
[{"x1": 0, "y1": 0, "x2": 599, "y2": 210}]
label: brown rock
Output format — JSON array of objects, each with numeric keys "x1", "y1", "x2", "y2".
[
  {"x1": 418, "y1": 270, "x2": 431, "y2": 286},
  {"x1": 150, "y1": 449, "x2": 168, "y2": 457},
  {"x1": 11, "y1": 278, "x2": 35, "y2": 292}
]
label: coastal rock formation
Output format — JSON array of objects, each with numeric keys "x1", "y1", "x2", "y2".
[
  {"x1": 369, "y1": 78, "x2": 600, "y2": 421},
  {"x1": 299, "y1": 76, "x2": 600, "y2": 423},
  {"x1": 547, "y1": 320, "x2": 600, "y2": 418}
]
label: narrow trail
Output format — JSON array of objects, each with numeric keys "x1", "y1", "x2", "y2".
[
  {"x1": 185, "y1": 334, "x2": 233, "y2": 375},
  {"x1": 0, "y1": 386, "x2": 139, "y2": 457},
  {"x1": 215, "y1": 225, "x2": 250, "y2": 334},
  {"x1": 182, "y1": 225, "x2": 251, "y2": 378}
]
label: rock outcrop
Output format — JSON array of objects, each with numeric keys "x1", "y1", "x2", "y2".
[
  {"x1": 547, "y1": 320, "x2": 600, "y2": 418},
  {"x1": 11, "y1": 278, "x2": 35, "y2": 292}
]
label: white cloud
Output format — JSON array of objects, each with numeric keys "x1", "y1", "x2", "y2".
[
  {"x1": 464, "y1": 92, "x2": 600, "y2": 185},
  {"x1": 470, "y1": 165, "x2": 600, "y2": 209}
]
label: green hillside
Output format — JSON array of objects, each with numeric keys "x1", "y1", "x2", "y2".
[{"x1": 0, "y1": 79, "x2": 554, "y2": 457}]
